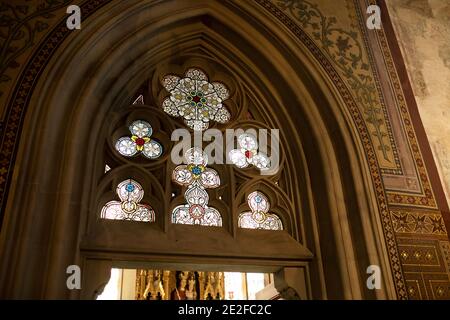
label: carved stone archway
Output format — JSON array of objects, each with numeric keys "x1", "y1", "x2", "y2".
[{"x1": 0, "y1": 0, "x2": 395, "y2": 299}]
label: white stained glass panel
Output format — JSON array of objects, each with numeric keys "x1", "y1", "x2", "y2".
[
  {"x1": 171, "y1": 205, "x2": 222, "y2": 227},
  {"x1": 238, "y1": 211, "x2": 283, "y2": 231},
  {"x1": 229, "y1": 149, "x2": 248, "y2": 168},
  {"x1": 162, "y1": 74, "x2": 180, "y2": 91},
  {"x1": 172, "y1": 166, "x2": 193, "y2": 186},
  {"x1": 212, "y1": 82, "x2": 230, "y2": 100},
  {"x1": 201, "y1": 169, "x2": 220, "y2": 188},
  {"x1": 238, "y1": 133, "x2": 258, "y2": 150},
  {"x1": 238, "y1": 212, "x2": 260, "y2": 229},
  {"x1": 252, "y1": 153, "x2": 270, "y2": 170},
  {"x1": 185, "y1": 68, "x2": 208, "y2": 81},
  {"x1": 248, "y1": 191, "x2": 269, "y2": 213},
  {"x1": 130, "y1": 120, "x2": 152, "y2": 138},
  {"x1": 142, "y1": 140, "x2": 163, "y2": 159},
  {"x1": 116, "y1": 179, "x2": 144, "y2": 202},
  {"x1": 115, "y1": 137, "x2": 137, "y2": 157},
  {"x1": 214, "y1": 107, "x2": 231, "y2": 123},
  {"x1": 186, "y1": 147, "x2": 208, "y2": 165}
]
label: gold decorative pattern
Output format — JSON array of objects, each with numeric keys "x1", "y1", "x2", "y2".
[
  {"x1": 405, "y1": 273, "x2": 450, "y2": 300},
  {"x1": 135, "y1": 270, "x2": 225, "y2": 300},
  {"x1": 440, "y1": 241, "x2": 450, "y2": 274},
  {"x1": 391, "y1": 210, "x2": 447, "y2": 235},
  {"x1": 276, "y1": 0, "x2": 399, "y2": 169},
  {"x1": 396, "y1": 237, "x2": 450, "y2": 299},
  {"x1": 374, "y1": 20, "x2": 436, "y2": 208}
]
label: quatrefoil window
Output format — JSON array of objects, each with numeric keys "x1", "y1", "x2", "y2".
[
  {"x1": 115, "y1": 120, "x2": 163, "y2": 159},
  {"x1": 229, "y1": 133, "x2": 270, "y2": 170},
  {"x1": 101, "y1": 179, "x2": 155, "y2": 222},
  {"x1": 238, "y1": 191, "x2": 282, "y2": 230}
]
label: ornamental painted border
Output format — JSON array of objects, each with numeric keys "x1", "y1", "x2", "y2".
[
  {"x1": 354, "y1": 0, "x2": 436, "y2": 208},
  {"x1": 0, "y1": 0, "x2": 112, "y2": 227}
]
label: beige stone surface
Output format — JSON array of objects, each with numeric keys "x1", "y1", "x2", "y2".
[{"x1": 386, "y1": 0, "x2": 450, "y2": 204}]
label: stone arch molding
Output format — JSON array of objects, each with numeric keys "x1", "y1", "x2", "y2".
[{"x1": 0, "y1": 0, "x2": 396, "y2": 299}]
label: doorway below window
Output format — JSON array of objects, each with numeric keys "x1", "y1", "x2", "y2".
[{"x1": 96, "y1": 269, "x2": 277, "y2": 300}]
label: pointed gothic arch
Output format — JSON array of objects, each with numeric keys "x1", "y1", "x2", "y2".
[{"x1": 0, "y1": 0, "x2": 395, "y2": 299}]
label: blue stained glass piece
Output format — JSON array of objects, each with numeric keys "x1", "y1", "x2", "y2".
[
  {"x1": 255, "y1": 195, "x2": 262, "y2": 203},
  {"x1": 126, "y1": 183, "x2": 135, "y2": 192},
  {"x1": 191, "y1": 166, "x2": 202, "y2": 175}
]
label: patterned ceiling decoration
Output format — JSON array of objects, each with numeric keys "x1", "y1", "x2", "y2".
[{"x1": 0, "y1": 0, "x2": 449, "y2": 299}]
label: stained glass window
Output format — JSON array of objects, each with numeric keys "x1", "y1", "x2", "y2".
[
  {"x1": 229, "y1": 133, "x2": 270, "y2": 170},
  {"x1": 101, "y1": 179, "x2": 155, "y2": 222},
  {"x1": 238, "y1": 191, "x2": 282, "y2": 230},
  {"x1": 115, "y1": 120, "x2": 163, "y2": 159},
  {"x1": 171, "y1": 147, "x2": 222, "y2": 226},
  {"x1": 161, "y1": 68, "x2": 231, "y2": 131}
]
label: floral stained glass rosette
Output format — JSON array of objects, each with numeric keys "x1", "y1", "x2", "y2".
[{"x1": 161, "y1": 68, "x2": 231, "y2": 131}]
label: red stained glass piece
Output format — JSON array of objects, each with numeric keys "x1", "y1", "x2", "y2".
[
  {"x1": 193, "y1": 96, "x2": 201, "y2": 103},
  {"x1": 135, "y1": 137, "x2": 146, "y2": 146},
  {"x1": 245, "y1": 150, "x2": 252, "y2": 159},
  {"x1": 189, "y1": 204, "x2": 205, "y2": 218}
]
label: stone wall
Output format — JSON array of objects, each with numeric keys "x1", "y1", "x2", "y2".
[{"x1": 386, "y1": 0, "x2": 450, "y2": 204}]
